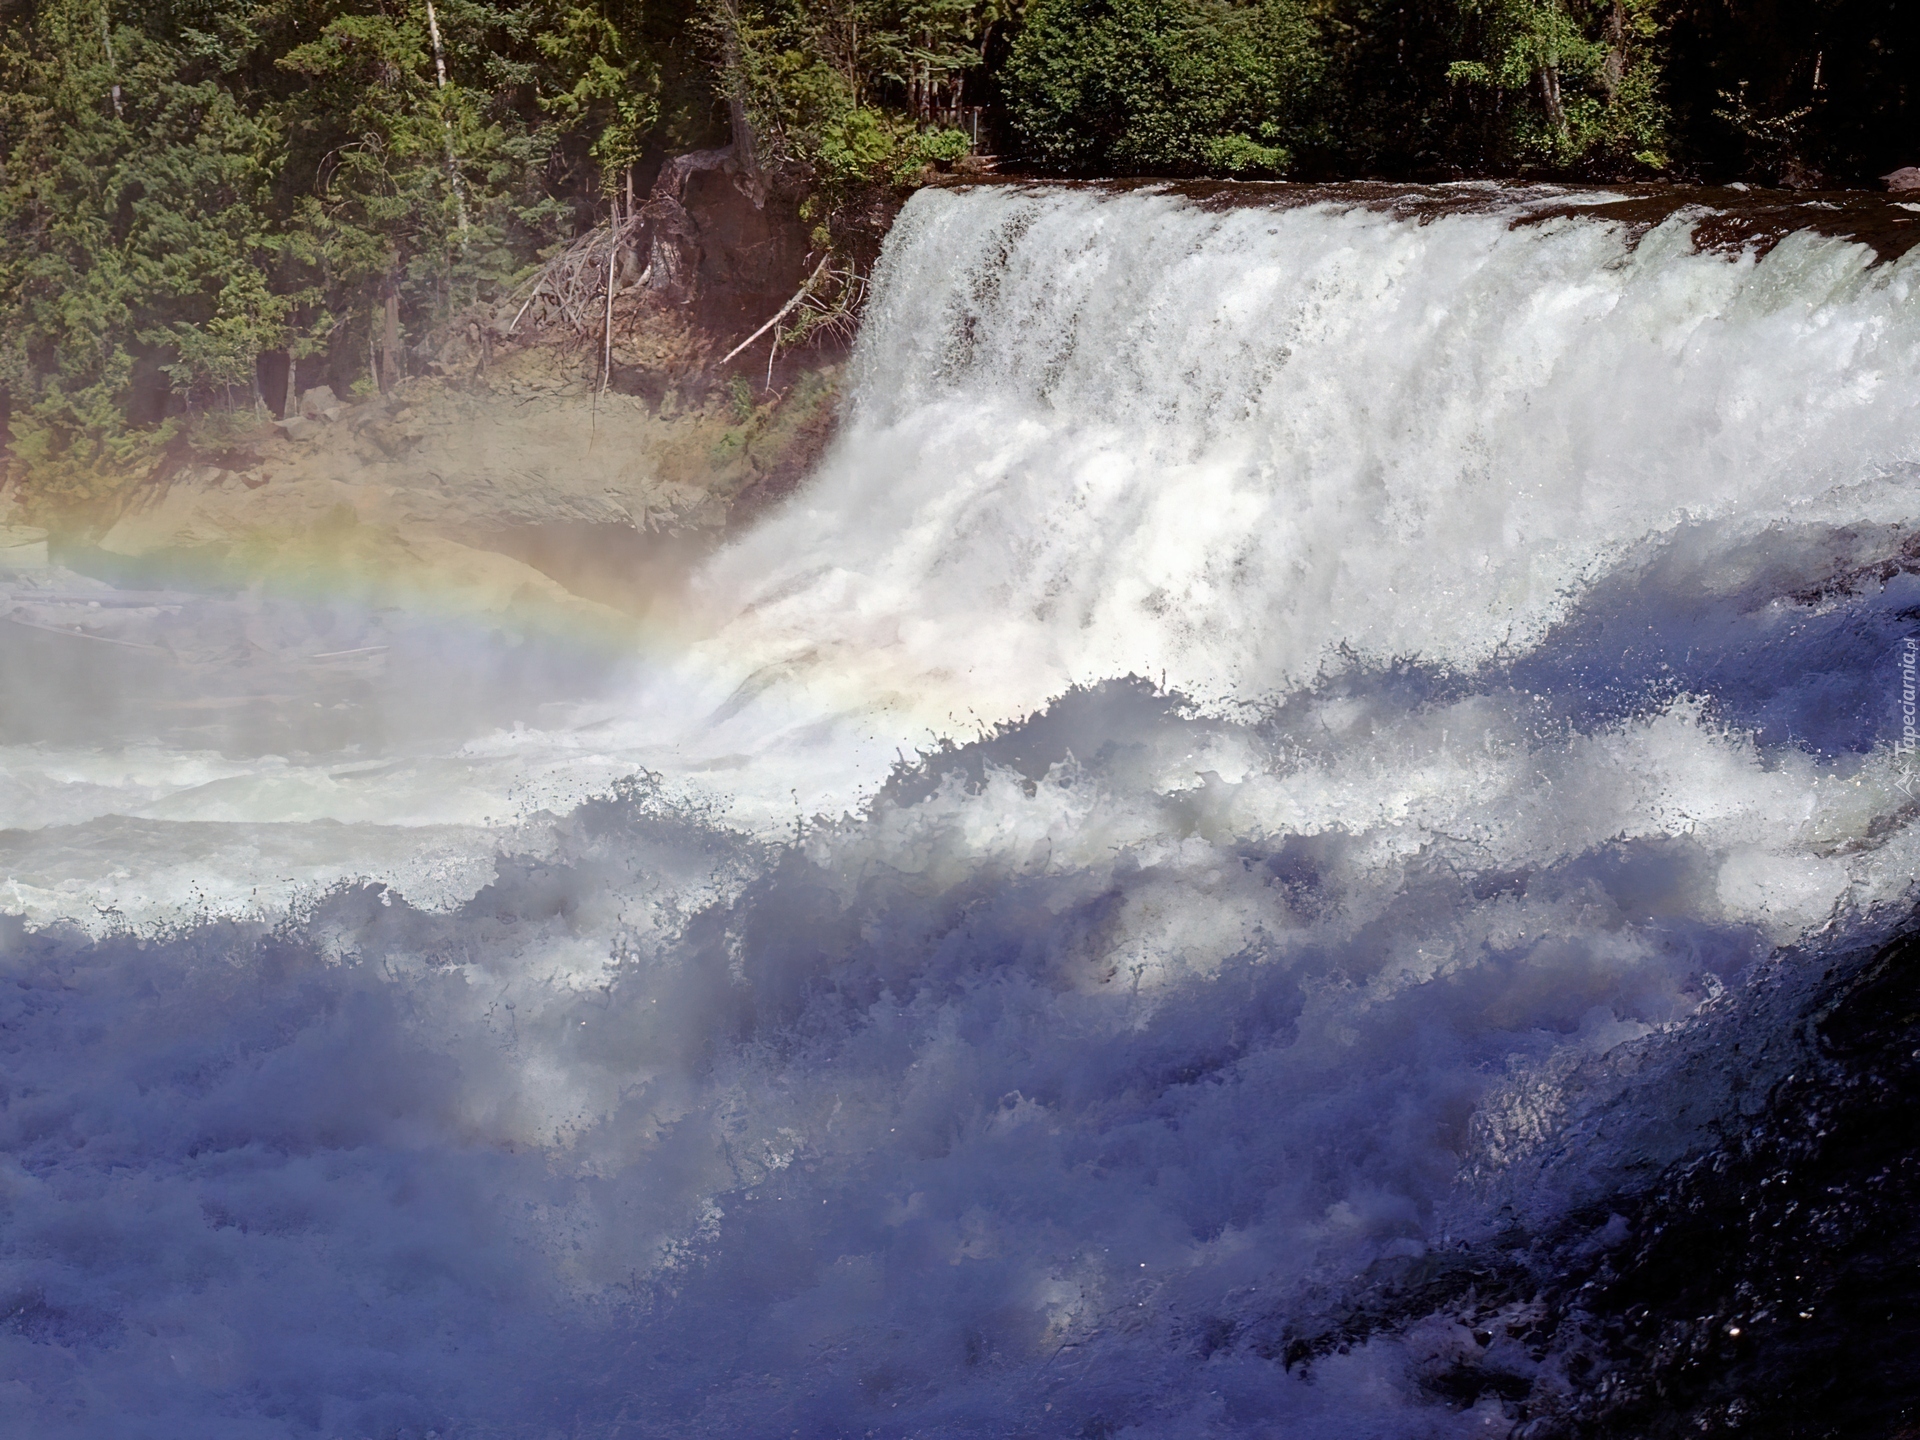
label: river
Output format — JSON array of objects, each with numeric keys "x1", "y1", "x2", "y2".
[{"x1": 4, "y1": 180, "x2": 1919, "y2": 1438}]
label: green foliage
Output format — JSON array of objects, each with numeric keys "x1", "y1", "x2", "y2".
[
  {"x1": 999, "y1": 0, "x2": 1672, "y2": 176},
  {"x1": 814, "y1": 108, "x2": 968, "y2": 184},
  {"x1": 536, "y1": 3, "x2": 665, "y2": 182},
  {"x1": 1447, "y1": 0, "x2": 1670, "y2": 170},
  {"x1": 0, "y1": 0, "x2": 698, "y2": 509},
  {"x1": 277, "y1": 9, "x2": 482, "y2": 296},
  {"x1": 2, "y1": 0, "x2": 1913, "y2": 514},
  {"x1": 713, "y1": 0, "x2": 998, "y2": 190},
  {"x1": 0, "y1": 0, "x2": 291, "y2": 503},
  {"x1": 1004, "y1": 0, "x2": 1323, "y2": 174}
]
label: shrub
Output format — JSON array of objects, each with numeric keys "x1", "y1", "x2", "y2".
[{"x1": 1004, "y1": 0, "x2": 1324, "y2": 174}]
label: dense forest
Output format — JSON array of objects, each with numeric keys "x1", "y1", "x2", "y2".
[{"x1": 1, "y1": 0, "x2": 1914, "y2": 508}]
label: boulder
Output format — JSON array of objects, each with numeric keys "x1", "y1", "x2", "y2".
[
  {"x1": 365, "y1": 420, "x2": 423, "y2": 458},
  {"x1": 272, "y1": 415, "x2": 314, "y2": 442},
  {"x1": 1883, "y1": 167, "x2": 1920, "y2": 193},
  {"x1": 297, "y1": 385, "x2": 342, "y2": 420}
]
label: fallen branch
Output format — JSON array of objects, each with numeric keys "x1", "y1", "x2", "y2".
[
  {"x1": 718, "y1": 254, "x2": 833, "y2": 367},
  {"x1": 310, "y1": 644, "x2": 390, "y2": 660},
  {"x1": 506, "y1": 289, "x2": 541, "y2": 335},
  {"x1": 3, "y1": 615, "x2": 171, "y2": 651},
  {"x1": 778, "y1": 263, "x2": 868, "y2": 351},
  {"x1": 509, "y1": 211, "x2": 646, "y2": 339}
]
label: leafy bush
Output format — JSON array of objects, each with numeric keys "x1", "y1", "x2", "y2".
[
  {"x1": 816, "y1": 109, "x2": 971, "y2": 184},
  {"x1": 3, "y1": 0, "x2": 1913, "y2": 517},
  {"x1": 1447, "y1": 0, "x2": 1669, "y2": 171},
  {"x1": 714, "y1": 0, "x2": 996, "y2": 193},
  {"x1": 1004, "y1": 0, "x2": 1324, "y2": 174},
  {"x1": 0, "y1": 0, "x2": 701, "y2": 513}
]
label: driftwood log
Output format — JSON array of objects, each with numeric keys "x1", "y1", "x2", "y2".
[{"x1": 717, "y1": 253, "x2": 832, "y2": 367}]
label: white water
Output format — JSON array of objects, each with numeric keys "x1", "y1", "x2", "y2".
[
  {"x1": 5, "y1": 184, "x2": 1920, "y2": 1438},
  {"x1": 693, "y1": 186, "x2": 1920, "y2": 722}
]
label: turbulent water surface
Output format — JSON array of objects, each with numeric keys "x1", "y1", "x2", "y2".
[{"x1": 5, "y1": 182, "x2": 1920, "y2": 1439}]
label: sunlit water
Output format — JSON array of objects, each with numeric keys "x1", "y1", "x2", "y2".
[{"x1": 5, "y1": 183, "x2": 1920, "y2": 1438}]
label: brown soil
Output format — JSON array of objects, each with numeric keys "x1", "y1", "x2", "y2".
[{"x1": 47, "y1": 317, "x2": 846, "y2": 633}]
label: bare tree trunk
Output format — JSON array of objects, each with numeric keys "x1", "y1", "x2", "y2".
[
  {"x1": 713, "y1": 0, "x2": 766, "y2": 206},
  {"x1": 1601, "y1": 0, "x2": 1628, "y2": 100},
  {"x1": 600, "y1": 242, "x2": 617, "y2": 397},
  {"x1": 381, "y1": 288, "x2": 401, "y2": 395},
  {"x1": 99, "y1": 3, "x2": 123, "y2": 120},
  {"x1": 1539, "y1": 64, "x2": 1567, "y2": 134},
  {"x1": 423, "y1": 0, "x2": 471, "y2": 241}
]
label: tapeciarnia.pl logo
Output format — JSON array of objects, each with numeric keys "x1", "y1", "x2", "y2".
[{"x1": 1897, "y1": 636, "x2": 1919, "y2": 796}]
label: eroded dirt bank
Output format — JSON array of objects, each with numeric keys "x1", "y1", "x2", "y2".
[{"x1": 3, "y1": 326, "x2": 843, "y2": 636}]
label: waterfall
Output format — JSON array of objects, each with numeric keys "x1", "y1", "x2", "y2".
[
  {"x1": 4, "y1": 183, "x2": 1919, "y2": 1438},
  {"x1": 697, "y1": 184, "x2": 1920, "y2": 723}
]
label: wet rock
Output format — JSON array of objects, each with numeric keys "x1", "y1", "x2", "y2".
[
  {"x1": 1777, "y1": 157, "x2": 1831, "y2": 191},
  {"x1": 1501, "y1": 925, "x2": 1920, "y2": 1438},
  {"x1": 85, "y1": 342, "x2": 837, "y2": 607}
]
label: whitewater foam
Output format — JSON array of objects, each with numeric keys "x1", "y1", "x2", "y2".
[
  {"x1": 683, "y1": 186, "x2": 1920, "y2": 739},
  {"x1": 5, "y1": 183, "x2": 1920, "y2": 1437}
]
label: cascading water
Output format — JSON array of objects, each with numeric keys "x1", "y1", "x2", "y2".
[{"x1": 4, "y1": 182, "x2": 1920, "y2": 1439}]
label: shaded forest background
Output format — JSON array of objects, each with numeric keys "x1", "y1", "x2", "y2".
[{"x1": 1, "y1": 0, "x2": 1915, "y2": 508}]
